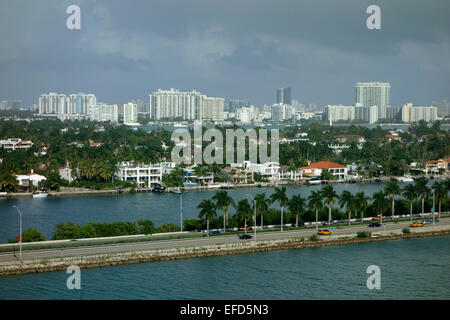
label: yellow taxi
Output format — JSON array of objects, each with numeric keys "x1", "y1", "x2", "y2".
[
  {"x1": 372, "y1": 216, "x2": 386, "y2": 221},
  {"x1": 317, "y1": 229, "x2": 332, "y2": 235},
  {"x1": 410, "y1": 222, "x2": 424, "y2": 228}
]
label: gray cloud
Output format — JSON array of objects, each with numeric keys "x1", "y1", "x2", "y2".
[{"x1": 0, "y1": 0, "x2": 449, "y2": 107}]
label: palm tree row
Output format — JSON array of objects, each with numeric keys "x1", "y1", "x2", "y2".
[{"x1": 196, "y1": 178, "x2": 449, "y2": 233}]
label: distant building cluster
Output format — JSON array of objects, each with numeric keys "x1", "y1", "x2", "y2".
[
  {"x1": 325, "y1": 82, "x2": 438, "y2": 124},
  {"x1": 27, "y1": 82, "x2": 443, "y2": 125}
]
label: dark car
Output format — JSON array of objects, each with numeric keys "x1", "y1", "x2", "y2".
[
  {"x1": 368, "y1": 222, "x2": 382, "y2": 227},
  {"x1": 238, "y1": 234, "x2": 252, "y2": 240},
  {"x1": 209, "y1": 230, "x2": 221, "y2": 235}
]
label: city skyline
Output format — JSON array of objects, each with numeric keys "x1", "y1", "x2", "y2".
[{"x1": 0, "y1": 1, "x2": 449, "y2": 107}]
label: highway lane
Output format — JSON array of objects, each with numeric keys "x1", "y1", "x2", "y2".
[{"x1": 1, "y1": 219, "x2": 448, "y2": 264}]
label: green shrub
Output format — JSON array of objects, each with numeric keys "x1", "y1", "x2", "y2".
[
  {"x1": 309, "y1": 234, "x2": 319, "y2": 241},
  {"x1": 402, "y1": 228, "x2": 411, "y2": 234},
  {"x1": 8, "y1": 228, "x2": 46, "y2": 243},
  {"x1": 357, "y1": 231, "x2": 371, "y2": 238}
]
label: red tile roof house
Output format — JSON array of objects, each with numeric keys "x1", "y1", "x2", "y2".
[
  {"x1": 88, "y1": 139, "x2": 104, "y2": 147},
  {"x1": 299, "y1": 161, "x2": 348, "y2": 180},
  {"x1": 423, "y1": 159, "x2": 448, "y2": 174},
  {"x1": 385, "y1": 134, "x2": 401, "y2": 142}
]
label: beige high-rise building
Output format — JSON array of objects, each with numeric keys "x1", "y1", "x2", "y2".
[
  {"x1": 202, "y1": 97, "x2": 224, "y2": 121},
  {"x1": 401, "y1": 103, "x2": 437, "y2": 123}
]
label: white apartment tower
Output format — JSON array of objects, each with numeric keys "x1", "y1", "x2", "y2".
[
  {"x1": 149, "y1": 88, "x2": 224, "y2": 121},
  {"x1": 355, "y1": 82, "x2": 390, "y2": 119},
  {"x1": 401, "y1": 103, "x2": 438, "y2": 123},
  {"x1": 124, "y1": 102, "x2": 138, "y2": 125}
]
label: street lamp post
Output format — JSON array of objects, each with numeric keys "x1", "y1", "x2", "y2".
[
  {"x1": 180, "y1": 193, "x2": 183, "y2": 232},
  {"x1": 12, "y1": 205, "x2": 22, "y2": 261}
]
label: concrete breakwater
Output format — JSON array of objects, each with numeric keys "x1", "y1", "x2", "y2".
[{"x1": 1, "y1": 229, "x2": 449, "y2": 277}]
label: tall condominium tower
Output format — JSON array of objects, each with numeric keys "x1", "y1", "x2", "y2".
[
  {"x1": 149, "y1": 88, "x2": 224, "y2": 121},
  {"x1": 401, "y1": 103, "x2": 438, "y2": 123},
  {"x1": 355, "y1": 82, "x2": 390, "y2": 119},
  {"x1": 124, "y1": 102, "x2": 138, "y2": 125},
  {"x1": 227, "y1": 99, "x2": 249, "y2": 112},
  {"x1": 39, "y1": 92, "x2": 96, "y2": 115},
  {"x1": 276, "y1": 87, "x2": 292, "y2": 105}
]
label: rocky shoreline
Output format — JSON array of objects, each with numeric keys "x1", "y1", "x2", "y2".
[{"x1": 1, "y1": 229, "x2": 449, "y2": 276}]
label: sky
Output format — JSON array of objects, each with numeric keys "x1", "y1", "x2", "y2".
[{"x1": 0, "y1": 0, "x2": 449, "y2": 108}]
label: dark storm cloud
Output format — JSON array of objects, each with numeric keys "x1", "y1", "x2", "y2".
[{"x1": 0, "y1": 0, "x2": 449, "y2": 107}]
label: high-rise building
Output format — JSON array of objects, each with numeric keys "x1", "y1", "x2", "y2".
[
  {"x1": 271, "y1": 103, "x2": 294, "y2": 121},
  {"x1": 401, "y1": 103, "x2": 438, "y2": 123},
  {"x1": 0, "y1": 100, "x2": 8, "y2": 110},
  {"x1": 276, "y1": 87, "x2": 292, "y2": 105},
  {"x1": 236, "y1": 106, "x2": 258, "y2": 123},
  {"x1": 432, "y1": 99, "x2": 450, "y2": 117},
  {"x1": 355, "y1": 82, "x2": 390, "y2": 119},
  {"x1": 124, "y1": 102, "x2": 138, "y2": 125},
  {"x1": 202, "y1": 97, "x2": 224, "y2": 121},
  {"x1": 227, "y1": 99, "x2": 249, "y2": 112},
  {"x1": 39, "y1": 92, "x2": 96, "y2": 115},
  {"x1": 89, "y1": 103, "x2": 118, "y2": 123},
  {"x1": 325, "y1": 105, "x2": 355, "y2": 123},
  {"x1": 355, "y1": 105, "x2": 378, "y2": 124},
  {"x1": 385, "y1": 106, "x2": 402, "y2": 121},
  {"x1": 149, "y1": 88, "x2": 224, "y2": 121},
  {"x1": 149, "y1": 88, "x2": 203, "y2": 120}
]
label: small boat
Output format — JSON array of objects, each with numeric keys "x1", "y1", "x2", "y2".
[
  {"x1": 397, "y1": 176, "x2": 414, "y2": 182},
  {"x1": 306, "y1": 180, "x2": 322, "y2": 185},
  {"x1": 32, "y1": 191, "x2": 49, "y2": 198},
  {"x1": 0, "y1": 192, "x2": 9, "y2": 198},
  {"x1": 152, "y1": 183, "x2": 167, "y2": 193},
  {"x1": 171, "y1": 187, "x2": 182, "y2": 194}
]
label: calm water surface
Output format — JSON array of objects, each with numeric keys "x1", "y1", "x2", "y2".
[
  {"x1": 0, "y1": 235, "x2": 449, "y2": 299},
  {"x1": 0, "y1": 182, "x2": 407, "y2": 243}
]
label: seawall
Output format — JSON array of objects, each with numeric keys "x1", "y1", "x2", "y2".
[{"x1": 1, "y1": 228, "x2": 449, "y2": 276}]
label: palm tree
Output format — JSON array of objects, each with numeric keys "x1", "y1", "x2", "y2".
[
  {"x1": 308, "y1": 190, "x2": 323, "y2": 229},
  {"x1": 339, "y1": 191, "x2": 354, "y2": 226},
  {"x1": 288, "y1": 195, "x2": 306, "y2": 228},
  {"x1": 372, "y1": 191, "x2": 388, "y2": 222},
  {"x1": 432, "y1": 181, "x2": 447, "y2": 218},
  {"x1": 402, "y1": 184, "x2": 417, "y2": 222},
  {"x1": 270, "y1": 187, "x2": 289, "y2": 231},
  {"x1": 255, "y1": 193, "x2": 270, "y2": 230},
  {"x1": 212, "y1": 191, "x2": 235, "y2": 233},
  {"x1": 197, "y1": 199, "x2": 216, "y2": 236},
  {"x1": 236, "y1": 199, "x2": 253, "y2": 230},
  {"x1": 355, "y1": 192, "x2": 370, "y2": 222},
  {"x1": 320, "y1": 185, "x2": 337, "y2": 225},
  {"x1": 414, "y1": 177, "x2": 430, "y2": 215},
  {"x1": 384, "y1": 181, "x2": 402, "y2": 219}
]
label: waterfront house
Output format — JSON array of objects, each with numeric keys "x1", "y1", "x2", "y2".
[
  {"x1": 423, "y1": 159, "x2": 448, "y2": 174},
  {"x1": 223, "y1": 166, "x2": 254, "y2": 184},
  {"x1": 299, "y1": 161, "x2": 348, "y2": 180},
  {"x1": 14, "y1": 170, "x2": 47, "y2": 188},
  {"x1": 244, "y1": 161, "x2": 280, "y2": 181},
  {"x1": 115, "y1": 161, "x2": 163, "y2": 188}
]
